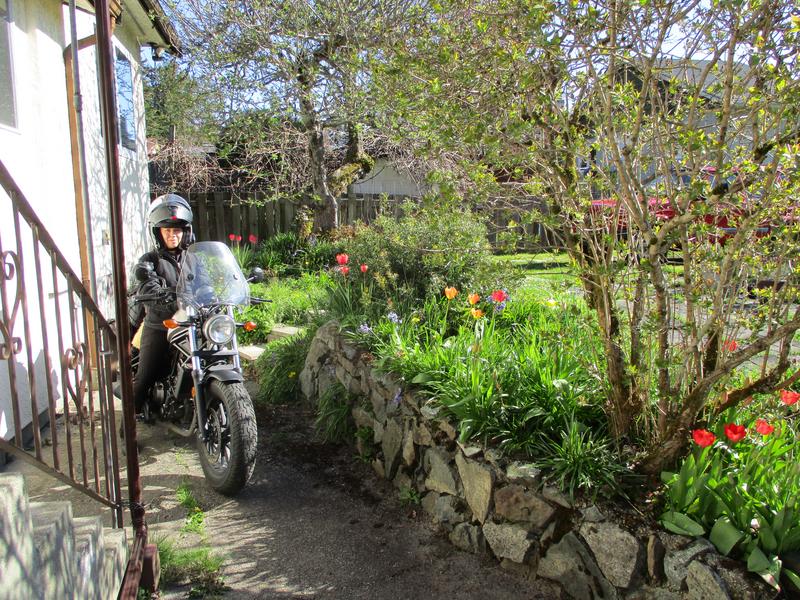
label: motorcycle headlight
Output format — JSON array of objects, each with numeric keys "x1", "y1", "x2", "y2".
[{"x1": 203, "y1": 314, "x2": 235, "y2": 345}]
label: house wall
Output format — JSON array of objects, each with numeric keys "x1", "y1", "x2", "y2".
[
  {"x1": 0, "y1": 0, "x2": 152, "y2": 447},
  {"x1": 70, "y1": 6, "x2": 150, "y2": 317},
  {"x1": 351, "y1": 158, "x2": 425, "y2": 198}
]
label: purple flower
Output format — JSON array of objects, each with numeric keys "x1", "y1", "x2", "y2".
[
  {"x1": 387, "y1": 311, "x2": 402, "y2": 324},
  {"x1": 494, "y1": 301, "x2": 506, "y2": 313},
  {"x1": 392, "y1": 389, "x2": 402, "y2": 406},
  {"x1": 358, "y1": 323, "x2": 372, "y2": 334}
]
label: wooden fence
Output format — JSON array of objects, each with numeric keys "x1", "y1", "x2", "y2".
[{"x1": 183, "y1": 191, "x2": 560, "y2": 251}]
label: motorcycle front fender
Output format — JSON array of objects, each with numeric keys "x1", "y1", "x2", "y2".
[{"x1": 202, "y1": 364, "x2": 244, "y2": 385}]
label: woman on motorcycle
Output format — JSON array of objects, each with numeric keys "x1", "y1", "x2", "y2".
[{"x1": 132, "y1": 193, "x2": 194, "y2": 416}]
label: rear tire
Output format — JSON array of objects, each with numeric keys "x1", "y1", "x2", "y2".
[{"x1": 197, "y1": 380, "x2": 257, "y2": 495}]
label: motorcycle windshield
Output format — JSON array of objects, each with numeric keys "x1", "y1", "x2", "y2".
[{"x1": 176, "y1": 241, "x2": 250, "y2": 309}]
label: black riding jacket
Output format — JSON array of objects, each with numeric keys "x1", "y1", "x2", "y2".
[{"x1": 134, "y1": 247, "x2": 185, "y2": 331}]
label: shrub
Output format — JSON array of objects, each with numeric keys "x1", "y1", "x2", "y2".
[
  {"x1": 341, "y1": 201, "x2": 516, "y2": 308},
  {"x1": 254, "y1": 328, "x2": 316, "y2": 405},
  {"x1": 357, "y1": 289, "x2": 607, "y2": 460}
]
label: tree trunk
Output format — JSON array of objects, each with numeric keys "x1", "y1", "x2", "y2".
[{"x1": 298, "y1": 60, "x2": 338, "y2": 232}]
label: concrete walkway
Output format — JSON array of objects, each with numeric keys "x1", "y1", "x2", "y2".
[{"x1": 6, "y1": 384, "x2": 560, "y2": 599}]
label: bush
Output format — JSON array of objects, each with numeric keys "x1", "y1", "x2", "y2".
[
  {"x1": 341, "y1": 201, "x2": 516, "y2": 308},
  {"x1": 314, "y1": 382, "x2": 355, "y2": 443},
  {"x1": 254, "y1": 329, "x2": 316, "y2": 405}
]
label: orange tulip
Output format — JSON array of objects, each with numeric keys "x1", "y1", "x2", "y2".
[
  {"x1": 444, "y1": 286, "x2": 458, "y2": 300},
  {"x1": 471, "y1": 308, "x2": 484, "y2": 319},
  {"x1": 468, "y1": 293, "x2": 480, "y2": 305}
]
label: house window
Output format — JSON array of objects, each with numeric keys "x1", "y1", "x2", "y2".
[
  {"x1": 114, "y1": 48, "x2": 136, "y2": 151},
  {"x1": 0, "y1": 0, "x2": 16, "y2": 128}
]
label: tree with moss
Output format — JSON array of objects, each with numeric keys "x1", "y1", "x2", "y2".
[{"x1": 165, "y1": 0, "x2": 424, "y2": 230}]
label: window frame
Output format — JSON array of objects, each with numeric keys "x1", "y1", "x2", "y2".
[
  {"x1": 114, "y1": 45, "x2": 137, "y2": 153},
  {"x1": 0, "y1": 0, "x2": 18, "y2": 131}
]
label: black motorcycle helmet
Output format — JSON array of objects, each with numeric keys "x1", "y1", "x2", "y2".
[{"x1": 148, "y1": 193, "x2": 194, "y2": 249}]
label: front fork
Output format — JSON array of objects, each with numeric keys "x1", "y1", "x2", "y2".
[
  {"x1": 187, "y1": 312, "x2": 208, "y2": 442},
  {"x1": 187, "y1": 306, "x2": 240, "y2": 443}
]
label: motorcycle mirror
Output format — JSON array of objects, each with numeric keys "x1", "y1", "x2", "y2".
[{"x1": 248, "y1": 267, "x2": 265, "y2": 283}]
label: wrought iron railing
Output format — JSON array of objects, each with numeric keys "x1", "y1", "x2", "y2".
[{"x1": 0, "y1": 158, "x2": 125, "y2": 526}]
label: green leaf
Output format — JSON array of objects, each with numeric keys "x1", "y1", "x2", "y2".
[
  {"x1": 710, "y1": 517, "x2": 745, "y2": 556},
  {"x1": 783, "y1": 567, "x2": 800, "y2": 593},
  {"x1": 660, "y1": 471, "x2": 676, "y2": 485},
  {"x1": 661, "y1": 512, "x2": 706, "y2": 537},
  {"x1": 746, "y1": 547, "x2": 771, "y2": 573},
  {"x1": 411, "y1": 372, "x2": 433, "y2": 384}
]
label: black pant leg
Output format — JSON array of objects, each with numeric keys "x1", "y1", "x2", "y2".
[{"x1": 133, "y1": 326, "x2": 170, "y2": 413}]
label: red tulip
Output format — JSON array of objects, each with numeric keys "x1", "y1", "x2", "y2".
[
  {"x1": 724, "y1": 339, "x2": 738, "y2": 352},
  {"x1": 360, "y1": 264, "x2": 368, "y2": 273},
  {"x1": 248, "y1": 234, "x2": 258, "y2": 244},
  {"x1": 692, "y1": 429, "x2": 716, "y2": 447},
  {"x1": 755, "y1": 419, "x2": 774, "y2": 436},
  {"x1": 336, "y1": 253, "x2": 349, "y2": 265},
  {"x1": 228, "y1": 233, "x2": 236, "y2": 241},
  {"x1": 723, "y1": 423, "x2": 746, "y2": 443},
  {"x1": 340, "y1": 266, "x2": 350, "y2": 276},
  {"x1": 236, "y1": 235, "x2": 242, "y2": 242},
  {"x1": 491, "y1": 289, "x2": 509, "y2": 303},
  {"x1": 780, "y1": 390, "x2": 800, "y2": 406}
]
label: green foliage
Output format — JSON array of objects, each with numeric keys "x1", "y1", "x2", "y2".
[
  {"x1": 252, "y1": 232, "x2": 340, "y2": 277},
  {"x1": 236, "y1": 273, "x2": 330, "y2": 344},
  {"x1": 254, "y1": 329, "x2": 316, "y2": 405},
  {"x1": 314, "y1": 382, "x2": 355, "y2": 443},
  {"x1": 230, "y1": 242, "x2": 255, "y2": 271},
  {"x1": 660, "y1": 399, "x2": 800, "y2": 590},
  {"x1": 399, "y1": 487, "x2": 422, "y2": 506},
  {"x1": 341, "y1": 201, "x2": 516, "y2": 309},
  {"x1": 535, "y1": 415, "x2": 628, "y2": 500},
  {"x1": 156, "y1": 537, "x2": 225, "y2": 596},
  {"x1": 143, "y1": 59, "x2": 219, "y2": 143},
  {"x1": 176, "y1": 481, "x2": 205, "y2": 535}
]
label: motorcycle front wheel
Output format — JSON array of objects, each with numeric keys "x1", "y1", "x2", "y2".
[{"x1": 197, "y1": 380, "x2": 257, "y2": 495}]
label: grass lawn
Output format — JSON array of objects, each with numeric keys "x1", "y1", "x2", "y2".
[{"x1": 493, "y1": 251, "x2": 579, "y2": 291}]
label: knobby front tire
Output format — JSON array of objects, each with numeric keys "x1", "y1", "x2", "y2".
[{"x1": 197, "y1": 380, "x2": 257, "y2": 495}]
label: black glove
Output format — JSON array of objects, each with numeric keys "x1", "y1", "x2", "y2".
[{"x1": 138, "y1": 277, "x2": 170, "y2": 303}]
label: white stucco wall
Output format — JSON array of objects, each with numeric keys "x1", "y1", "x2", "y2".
[
  {"x1": 1, "y1": 0, "x2": 152, "y2": 444},
  {"x1": 71, "y1": 7, "x2": 150, "y2": 317}
]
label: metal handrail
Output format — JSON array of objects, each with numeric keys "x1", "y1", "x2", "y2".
[{"x1": 0, "y1": 158, "x2": 125, "y2": 526}]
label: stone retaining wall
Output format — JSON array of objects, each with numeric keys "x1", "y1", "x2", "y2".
[{"x1": 299, "y1": 321, "x2": 772, "y2": 600}]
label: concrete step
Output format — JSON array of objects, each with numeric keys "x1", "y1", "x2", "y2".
[
  {"x1": 101, "y1": 527, "x2": 129, "y2": 600},
  {"x1": 73, "y1": 516, "x2": 104, "y2": 600},
  {"x1": 31, "y1": 501, "x2": 77, "y2": 599},
  {"x1": 0, "y1": 472, "x2": 40, "y2": 600}
]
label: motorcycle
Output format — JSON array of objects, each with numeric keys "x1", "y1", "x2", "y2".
[{"x1": 118, "y1": 241, "x2": 264, "y2": 495}]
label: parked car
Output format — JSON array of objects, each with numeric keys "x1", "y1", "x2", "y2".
[{"x1": 588, "y1": 166, "x2": 790, "y2": 245}]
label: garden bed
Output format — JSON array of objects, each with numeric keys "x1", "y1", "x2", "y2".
[{"x1": 297, "y1": 321, "x2": 775, "y2": 600}]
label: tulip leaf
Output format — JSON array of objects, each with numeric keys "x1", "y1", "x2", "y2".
[
  {"x1": 411, "y1": 372, "x2": 434, "y2": 384},
  {"x1": 661, "y1": 511, "x2": 706, "y2": 537},
  {"x1": 709, "y1": 517, "x2": 745, "y2": 556},
  {"x1": 784, "y1": 567, "x2": 800, "y2": 593},
  {"x1": 746, "y1": 547, "x2": 771, "y2": 573}
]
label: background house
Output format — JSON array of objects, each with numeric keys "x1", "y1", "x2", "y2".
[{"x1": 0, "y1": 0, "x2": 177, "y2": 456}]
